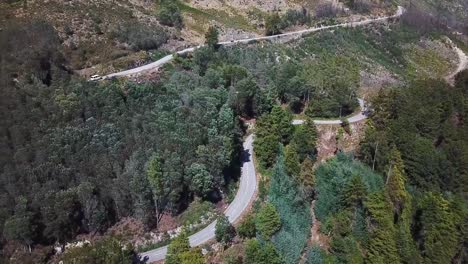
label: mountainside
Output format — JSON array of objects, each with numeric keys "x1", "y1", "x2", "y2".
[{"x1": 0, "y1": 1, "x2": 467, "y2": 264}]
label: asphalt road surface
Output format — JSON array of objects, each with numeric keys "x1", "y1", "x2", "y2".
[
  {"x1": 133, "y1": 7, "x2": 407, "y2": 262},
  {"x1": 140, "y1": 135, "x2": 257, "y2": 263},
  {"x1": 104, "y1": 7, "x2": 404, "y2": 79}
]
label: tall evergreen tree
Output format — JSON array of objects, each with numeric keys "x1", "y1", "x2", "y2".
[
  {"x1": 386, "y1": 147, "x2": 408, "y2": 216},
  {"x1": 364, "y1": 192, "x2": 399, "y2": 264}
]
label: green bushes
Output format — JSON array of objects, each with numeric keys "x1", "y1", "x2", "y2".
[
  {"x1": 60, "y1": 237, "x2": 137, "y2": 264},
  {"x1": 256, "y1": 203, "x2": 281, "y2": 239},
  {"x1": 237, "y1": 213, "x2": 256, "y2": 239},
  {"x1": 178, "y1": 199, "x2": 215, "y2": 226},
  {"x1": 166, "y1": 230, "x2": 204, "y2": 264},
  {"x1": 245, "y1": 239, "x2": 284, "y2": 264},
  {"x1": 215, "y1": 215, "x2": 236, "y2": 245},
  {"x1": 157, "y1": 0, "x2": 183, "y2": 28}
]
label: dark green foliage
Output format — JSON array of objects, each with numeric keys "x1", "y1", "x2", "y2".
[
  {"x1": 157, "y1": 0, "x2": 183, "y2": 28},
  {"x1": 284, "y1": 144, "x2": 301, "y2": 179},
  {"x1": 0, "y1": 20, "x2": 242, "y2": 253},
  {"x1": 205, "y1": 26, "x2": 219, "y2": 48},
  {"x1": 254, "y1": 106, "x2": 293, "y2": 168},
  {"x1": 281, "y1": 8, "x2": 311, "y2": 28},
  {"x1": 315, "y1": 154, "x2": 384, "y2": 221},
  {"x1": 256, "y1": 203, "x2": 281, "y2": 240},
  {"x1": 237, "y1": 213, "x2": 256, "y2": 239},
  {"x1": 303, "y1": 55, "x2": 360, "y2": 118},
  {"x1": 360, "y1": 76, "x2": 468, "y2": 193},
  {"x1": 215, "y1": 215, "x2": 236, "y2": 245},
  {"x1": 233, "y1": 77, "x2": 259, "y2": 117},
  {"x1": 2, "y1": 197, "x2": 36, "y2": 250},
  {"x1": 290, "y1": 119, "x2": 318, "y2": 162},
  {"x1": 245, "y1": 239, "x2": 284, "y2": 264},
  {"x1": 60, "y1": 237, "x2": 138, "y2": 264},
  {"x1": 265, "y1": 13, "x2": 283, "y2": 36},
  {"x1": 269, "y1": 148, "x2": 311, "y2": 263}
]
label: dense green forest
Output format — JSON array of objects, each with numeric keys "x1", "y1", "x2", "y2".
[
  {"x1": 1, "y1": 3, "x2": 468, "y2": 263},
  {"x1": 303, "y1": 72, "x2": 468, "y2": 264}
]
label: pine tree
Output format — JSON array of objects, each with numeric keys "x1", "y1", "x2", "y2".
[
  {"x1": 386, "y1": 147, "x2": 408, "y2": 216},
  {"x1": 256, "y1": 203, "x2": 281, "y2": 239},
  {"x1": 364, "y1": 192, "x2": 400, "y2": 264},
  {"x1": 205, "y1": 25, "x2": 219, "y2": 48},
  {"x1": 285, "y1": 144, "x2": 301, "y2": 179},
  {"x1": 343, "y1": 175, "x2": 367, "y2": 208},
  {"x1": 417, "y1": 193, "x2": 459, "y2": 264},
  {"x1": 215, "y1": 215, "x2": 236, "y2": 245},
  {"x1": 299, "y1": 157, "x2": 316, "y2": 197},
  {"x1": 166, "y1": 230, "x2": 191, "y2": 264}
]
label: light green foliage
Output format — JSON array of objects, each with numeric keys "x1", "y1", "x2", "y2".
[
  {"x1": 60, "y1": 237, "x2": 136, "y2": 264},
  {"x1": 245, "y1": 239, "x2": 284, "y2": 264},
  {"x1": 385, "y1": 147, "x2": 408, "y2": 215},
  {"x1": 188, "y1": 163, "x2": 213, "y2": 197},
  {"x1": 178, "y1": 199, "x2": 215, "y2": 226},
  {"x1": 269, "y1": 148, "x2": 311, "y2": 263},
  {"x1": 417, "y1": 193, "x2": 461, "y2": 264},
  {"x1": 180, "y1": 248, "x2": 205, "y2": 264},
  {"x1": 364, "y1": 192, "x2": 399, "y2": 264},
  {"x1": 237, "y1": 213, "x2": 257, "y2": 239},
  {"x1": 166, "y1": 230, "x2": 191, "y2": 264},
  {"x1": 256, "y1": 203, "x2": 281, "y2": 239},
  {"x1": 215, "y1": 215, "x2": 236, "y2": 244},
  {"x1": 146, "y1": 154, "x2": 181, "y2": 225}
]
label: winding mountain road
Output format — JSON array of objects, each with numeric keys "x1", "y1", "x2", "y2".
[
  {"x1": 135, "y1": 7, "x2": 408, "y2": 263},
  {"x1": 141, "y1": 135, "x2": 257, "y2": 263},
  {"x1": 105, "y1": 6, "x2": 404, "y2": 79}
]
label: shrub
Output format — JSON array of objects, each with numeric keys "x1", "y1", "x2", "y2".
[
  {"x1": 60, "y1": 237, "x2": 137, "y2": 264},
  {"x1": 281, "y1": 8, "x2": 311, "y2": 28},
  {"x1": 237, "y1": 213, "x2": 256, "y2": 239},
  {"x1": 157, "y1": 1, "x2": 183, "y2": 28},
  {"x1": 178, "y1": 199, "x2": 215, "y2": 226},
  {"x1": 215, "y1": 215, "x2": 236, "y2": 244},
  {"x1": 265, "y1": 13, "x2": 283, "y2": 36},
  {"x1": 256, "y1": 203, "x2": 281, "y2": 239}
]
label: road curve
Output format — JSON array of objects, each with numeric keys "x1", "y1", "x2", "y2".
[
  {"x1": 104, "y1": 6, "x2": 404, "y2": 79},
  {"x1": 140, "y1": 135, "x2": 257, "y2": 263},
  {"x1": 135, "y1": 7, "x2": 406, "y2": 262},
  {"x1": 293, "y1": 98, "x2": 368, "y2": 125}
]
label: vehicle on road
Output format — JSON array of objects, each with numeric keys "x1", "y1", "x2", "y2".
[{"x1": 89, "y1": 74, "x2": 102, "y2": 81}]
